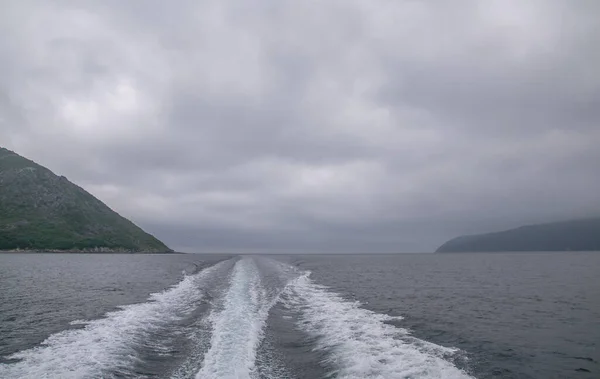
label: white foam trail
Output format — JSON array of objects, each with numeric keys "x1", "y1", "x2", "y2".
[
  {"x1": 0, "y1": 261, "x2": 227, "y2": 379},
  {"x1": 196, "y1": 258, "x2": 275, "y2": 379},
  {"x1": 283, "y1": 274, "x2": 474, "y2": 379}
]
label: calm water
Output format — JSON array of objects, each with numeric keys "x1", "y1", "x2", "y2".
[{"x1": 0, "y1": 252, "x2": 598, "y2": 378}]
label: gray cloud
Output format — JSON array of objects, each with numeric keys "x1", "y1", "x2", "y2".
[{"x1": 1, "y1": 0, "x2": 599, "y2": 252}]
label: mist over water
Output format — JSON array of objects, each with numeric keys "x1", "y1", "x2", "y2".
[{"x1": 0, "y1": 252, "x2": 598, "y2": 378}]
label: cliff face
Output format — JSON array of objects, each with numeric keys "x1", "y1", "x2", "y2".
[
  {"x1": 436, "y1": 218, "x2": 600, "y2": 253},
  {"x1": 0, "y1": 147, "x2": 172, "y2": 252}
]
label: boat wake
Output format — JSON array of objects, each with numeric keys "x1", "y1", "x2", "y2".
[
  {"x1": 282, "y1": 273, "x2": 474, "y2": 379},
  {"x1": 0, "y1": 257, "x2": 474, "y2": 379},
  {"x1": 0, "y1": 260, "x2": 230, "y2": 379},
  {"x1": 196, "y1": 258, "x2": 276, "y2": 378}
]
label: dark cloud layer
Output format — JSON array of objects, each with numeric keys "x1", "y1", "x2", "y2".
[{"x1": 1, "y1": 1, "x2": 599, "y2": 252}]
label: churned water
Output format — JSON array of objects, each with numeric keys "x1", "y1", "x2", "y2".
[{"x1": 0, "y1": 252, "x2": 598, "y2": 378}]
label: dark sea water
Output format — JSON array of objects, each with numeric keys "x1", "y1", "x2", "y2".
[{"x1": 0, "y1": 252, "x2": 598, "y2": 379}]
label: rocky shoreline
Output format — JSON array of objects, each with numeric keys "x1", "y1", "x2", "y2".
[{"x1": 0, "y1": 248, "x2": 181, "y2": 254}]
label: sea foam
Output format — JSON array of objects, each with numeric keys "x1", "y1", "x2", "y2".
[
  {"x1": 196, "y1": 257, "x2": 277, "y2": 379},
  {"x1": 0, "y1": 261, "x2": 227, "y2": 379},
  {"x1": 283, "y1": 274, "x2": 475, "y2": 379}
]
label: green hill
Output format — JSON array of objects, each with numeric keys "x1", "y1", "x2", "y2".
[
  {"x1": 0, "y1": 147, "x2": 172, "y2": 252},
  {"x1": 436, "y1": 218, "x2": 600, "y2": 253}
]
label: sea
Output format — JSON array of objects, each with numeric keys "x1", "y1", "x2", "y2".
[{"x1": 0, "y1": 252, "x2": 598, "y2": 379}]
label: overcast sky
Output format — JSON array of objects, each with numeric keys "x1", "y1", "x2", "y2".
[{"x1": 1, "y1": 1, "x2": 599, "y2": 253}]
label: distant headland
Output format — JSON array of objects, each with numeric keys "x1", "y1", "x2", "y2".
[
  {"x1": 437, "y1": 217, "x2": 600, "y2": 253},
  {"x1": 0, "y1": 147, "x2": 172, "y2": 253}
]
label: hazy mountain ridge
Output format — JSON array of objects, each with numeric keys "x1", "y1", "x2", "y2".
[
  {"x1": 437, "y1": 218, "x2": 600, "y2": 252},
  {"x1": 0, "y1": 147, "x2": 172, "y2": 252}
]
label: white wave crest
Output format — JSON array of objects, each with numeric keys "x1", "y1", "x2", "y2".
[
  {"x1": 0, "y1": 261, "x2": 227, "y2": 379},
  {"x1": 283, "y1": 274, "x2": 475, "y2": 379}
]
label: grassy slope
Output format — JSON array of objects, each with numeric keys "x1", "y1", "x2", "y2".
[{"x1": 0, "y1": 147, "x2": 172, "y2": 252}]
